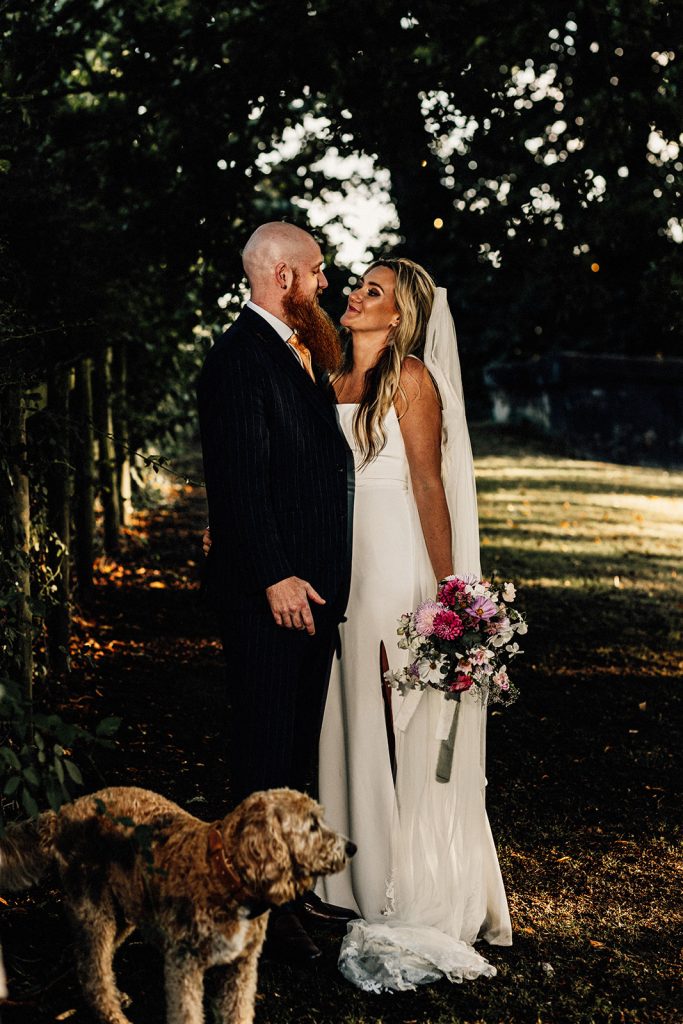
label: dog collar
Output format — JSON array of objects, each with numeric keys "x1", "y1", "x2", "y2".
[
  {"x1": 206, "y1": 826, "x2": 270, "y2": 917},
  {"x1": 207, "y1": 825, "x2": 244, "y2": 893}
]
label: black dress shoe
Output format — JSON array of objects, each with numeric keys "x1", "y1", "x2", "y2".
[
  {"x1": 262, "y1": 910, "x2": 322, "y2": 967},
  {"x1": 298, "y1": 891, "x2": 359, "y2": 926}
]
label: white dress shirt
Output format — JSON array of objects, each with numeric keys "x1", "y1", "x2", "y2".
[
  {"x1": 246, "y1": 300, "x2": 307, "y2": 370},
  {"x1": 246, "y1": 300, "x2": 292, "y2": 342}
]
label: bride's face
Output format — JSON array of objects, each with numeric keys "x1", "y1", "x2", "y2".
[{"x1": 341, "y1": 266, "x2": 399, "y2": 337}]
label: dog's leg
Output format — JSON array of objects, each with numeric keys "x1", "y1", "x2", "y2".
[
  {"x1": 210, "y1": 918, "x2": 268, "y2": 1024},
  {"x1": 69, "y1": 900, "x2": 132, "y2": 1024},
  {"x1": 114, "y1": 922, "x2": 136, "y2": 1008},
  {"x1": 164, "y1": 949, "x2": 205, "y2": 1024}
]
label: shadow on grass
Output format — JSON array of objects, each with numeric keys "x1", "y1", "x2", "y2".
[{"x1": 1, "y1": 426, "x2": 681, "y2": 1024}]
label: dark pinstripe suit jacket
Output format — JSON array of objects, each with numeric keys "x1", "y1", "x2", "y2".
[{"x1": 197, "y1": 306, "x2": 354, "y2": 616}]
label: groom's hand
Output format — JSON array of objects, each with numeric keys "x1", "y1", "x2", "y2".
[{"x1": 266, "y1": 577, "x2": 326, "y2": 635}]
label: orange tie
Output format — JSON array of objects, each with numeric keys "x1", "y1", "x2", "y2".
[{"x1": 288, "y1": 332, "x2": 315, "y2": 382}]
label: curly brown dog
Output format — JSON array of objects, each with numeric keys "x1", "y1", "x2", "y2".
[{"x1": 0, "y1": 786, "x2": 355, "y2": 1024}]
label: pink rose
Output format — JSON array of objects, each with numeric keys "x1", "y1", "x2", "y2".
[{"x1": 449, "y1": 674, "x2": 474, "y2": 693}]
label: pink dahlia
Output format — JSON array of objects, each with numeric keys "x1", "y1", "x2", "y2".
[
  {"x1": 414, "y1": 600, "x2": 441, "y2": 636},
  {"x1": 437, "y1": 577, "x2": 467, "y2": 606},
  {"x1": 432, "y1": 609, "x2": 465, "y2": 640}
]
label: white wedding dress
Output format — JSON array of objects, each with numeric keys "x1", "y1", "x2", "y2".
[{"x1": 317, "y1": 391, "x2": 512, "y2": 992}]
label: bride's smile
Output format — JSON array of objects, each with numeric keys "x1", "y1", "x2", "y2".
[{"x1": 340, "y1": 266, "x2": 400, "y2": 337}]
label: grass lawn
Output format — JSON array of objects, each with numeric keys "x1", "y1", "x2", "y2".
[
  {"x1": 256, "y1": 426, "x2": 682, "y2": 1024},
  {"x1": 1, "y1": 425, "x2": 681, "y2": 1024}
]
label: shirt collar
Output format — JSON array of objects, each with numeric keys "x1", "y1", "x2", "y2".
[{"x1": 246, "y1": 300, "x2": 292, "y2": 342}]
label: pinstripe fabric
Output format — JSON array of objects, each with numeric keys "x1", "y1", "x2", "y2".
[
  {"x1": 220, "y1": 607, "x2": 338, "y2": 804},
  {"x1": 198, "y1": 307, "x2": 353, "y2": 614},
  {"x1": 197, "y1": 306, "x2": 354, "y2": 802}
]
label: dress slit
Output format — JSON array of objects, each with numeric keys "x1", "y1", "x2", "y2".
[{"x1": 379, "y1": 641, "x2": 397, "y2": 783}]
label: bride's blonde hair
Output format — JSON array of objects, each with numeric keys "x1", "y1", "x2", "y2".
[{"x1": 334, "y1": 257, "x2": 437, "y2": 467}]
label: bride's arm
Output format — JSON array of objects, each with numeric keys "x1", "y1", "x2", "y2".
[{"x1": 396, "y1": 359, "x2": 453, "y2": 582}]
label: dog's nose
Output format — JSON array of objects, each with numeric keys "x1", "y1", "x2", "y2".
[{"x1": 345, "y1": 840, "x2": 357, "y2": 857}]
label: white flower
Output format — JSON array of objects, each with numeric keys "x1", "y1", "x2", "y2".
[
  {"x1": 417, "y1": 655, "x2": 447, "y2": 685},
  {"x1": 502, "y1": 582, "x2": 517, "y2": 602},
  {"x1": 516, "y1": 620, "x2": 528, "y2": 635},
  {"x1": 505, "y1": 642, "x2": 523, "y2": 657}
]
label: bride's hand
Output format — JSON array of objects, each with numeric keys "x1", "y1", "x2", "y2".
[{"x1": 266, "y1": 576, "x2": 326, "y2": 635}]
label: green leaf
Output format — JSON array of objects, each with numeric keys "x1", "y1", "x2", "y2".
[
  {"x1": 64, "y1": 760, "x2": 83, "y2": 786},
  {"x1": 46, "y1": 779, "x2": 63, "y2": 812},
  {"x1": 21, "y1": 788, "x2": 40, "y2": 818},
  {"x1": 96, "y1": 717, "x2": 122, "y2": 738},
  {"x1": 22, "y1": 766, "x2": 40, "y2": 788},
  {"x1": 3, "y1": 775, "x2": 21, "y2": 796},
  {"x1": 55, "y1": 722, "x2": 76, "y2": 746},
  {"x1": 0, "y1": 748, "x2": 21, "y2": 770}
]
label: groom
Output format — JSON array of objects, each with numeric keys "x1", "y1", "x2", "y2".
[{"x1": 197, "y1": 222, "x2": 355, "y2": 964}]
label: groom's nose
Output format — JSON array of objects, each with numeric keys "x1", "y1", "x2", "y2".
[{"x1": 317, "y1": 269, "x2": 328, "y2": 291}]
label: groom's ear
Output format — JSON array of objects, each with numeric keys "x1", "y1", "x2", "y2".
[{"x1": 275, "y1": 260, "x2": 290, "y2": 290}]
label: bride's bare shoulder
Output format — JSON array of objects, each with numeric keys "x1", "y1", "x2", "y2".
[
  {"x1": 399, "y1": 354, "x2": 425, "y2": 394},
  {"x1": 397, "y1": 355, "x2": 441, "y2": 414}
]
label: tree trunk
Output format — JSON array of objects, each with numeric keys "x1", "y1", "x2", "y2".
[
  {"x1": 73, "y1": 357, "x2": 96, "y2": 601},
  {"x1": 113, "y1": 343, "x2": 132, "y2": 527},
  {"x1": 3, "y1": 387, "x2": 33, "y2": 699},
  {"x1": 93, "y1": 346, "x2": 120, "y2": 554},
  {"x1": 45, "y1": 365, "x2": 71, "y2": 678}
]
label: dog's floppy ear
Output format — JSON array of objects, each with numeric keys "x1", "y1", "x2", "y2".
[{"x1": 229, "y1": 794, "x2": 297, "y2": 905}]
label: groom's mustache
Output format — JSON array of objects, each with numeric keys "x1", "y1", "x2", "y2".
[{"x1": 283, "y1": 276, "x2": 343, "y2": 373}]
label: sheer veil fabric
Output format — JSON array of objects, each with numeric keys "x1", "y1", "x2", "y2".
[{"x1": 323, "y1": 289, "x2": 512, "y2": 992}]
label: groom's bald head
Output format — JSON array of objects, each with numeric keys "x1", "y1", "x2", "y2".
[
  {"x1": 241, "y1": 221, "x2": 327, "y2": 315},
  {"x1": 241, "y1": 222, "x2": 339, "y2": 370},
  {"x1": 243, "y1": 223, "x2": 320, "y2": 286}
]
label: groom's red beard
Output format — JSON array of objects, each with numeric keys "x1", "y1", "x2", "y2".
[{"x1": 282, "y1": 275, "x2": 343, "y2": 373}]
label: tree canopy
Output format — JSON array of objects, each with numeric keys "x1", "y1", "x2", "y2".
[{"x1": 1, "y1": 0, "x2": 680, "y2": 417}]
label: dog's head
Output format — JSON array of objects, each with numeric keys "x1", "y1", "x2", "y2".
[{"x1": 224, "y1": 788, "x2": 355, "y2": 906}]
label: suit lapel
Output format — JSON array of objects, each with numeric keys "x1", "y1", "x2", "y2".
[{"x1": 239, "y1": 307, "x2": 340, "y2": 433}]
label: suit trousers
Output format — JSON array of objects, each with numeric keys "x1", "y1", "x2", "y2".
[{"x1": 220, "y1": 605, "x2": 338, "y2": 807}]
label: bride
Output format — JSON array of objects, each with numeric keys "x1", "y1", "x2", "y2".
[{"x1": 317, "y1": 257, "x2": 512, "y2": 991}]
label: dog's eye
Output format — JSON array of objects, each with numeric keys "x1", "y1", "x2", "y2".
[{"x1": 310, "y1": 819, "x2": 319, "y2": 832}]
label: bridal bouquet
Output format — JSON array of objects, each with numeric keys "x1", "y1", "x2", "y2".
[{"x1": 385, "y1": 574, "x2": 527, "y2": 707}]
